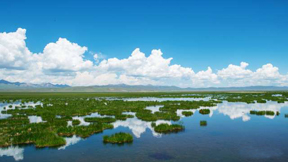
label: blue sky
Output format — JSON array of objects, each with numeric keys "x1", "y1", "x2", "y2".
[{"x1": 0, "y1": 0, "x2": 288, "y2": 87}]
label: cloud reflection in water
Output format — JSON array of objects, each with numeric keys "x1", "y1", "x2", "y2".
[{"x1": 0, "y1": 146, "x2": 24, "y2": 161}]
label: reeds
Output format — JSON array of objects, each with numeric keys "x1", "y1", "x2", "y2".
[
  {"x1": 154, "y1": 123, "x2": 184, "y2": 133},
  {"x1": 103, "y1": 132, "x2": 133, "y2": 144}
]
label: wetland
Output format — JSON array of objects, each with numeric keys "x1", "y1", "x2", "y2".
[{"x1": 0, "y1": 92, "x2": 288, "y2": 161}]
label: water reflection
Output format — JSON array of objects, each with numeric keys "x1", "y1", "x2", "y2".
[
  {"x1": 28, "y1": 116, "x2": 44, "y2": 123},
  {"x1": 122, "y1": 112, "x2": 136, "y2": 116},
  {"x1": 113, "y1": 101, "x2": 288, "y2": 139},
  {"x1": 145, "y1": 105, "x2": 163, "y2": 113},
  {"x1": 122, "y1": 97, "x2": 211, "y2": 102},
  {"x1": 113, "y1": 117, "x2": 171, "y2": 138},
  {"x1": 0, "y1": 101, "x2": 42, "y2": 119},
  {"x1": 0, "y1": 113, "x2": 11, "y2": 119},
  {"x1": 176, "y1": 109, "x2": 196, "y2": 117},
  {"x1": 214, "y1": 101, "x2": 288, "y2": 121},
  {"x1": 71, "y1": 112, "x2": 114, "y2": 126},
  {"x1": 1, "y1": 99, "x2": 288, "y2": 161},
  {"x1": 58, "y1": 135, "x2": 82, "y2": 150},
  {"x1": 0, "y1": 146, "x2": 24, "y2": 161}
]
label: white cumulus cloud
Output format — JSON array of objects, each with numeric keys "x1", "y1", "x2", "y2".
[
  {"x1": 218, "y1": 62, "x2": 252, "y2": 79},
  {"x1": 0, "y1": 28, "x2": 35, "y2": 69},
  {"x1": 39, "y1": 38, "x2": 93, "y2": 72},
  {"x1": 0, "y1": 28, "x2": 288, "y2": 87}
]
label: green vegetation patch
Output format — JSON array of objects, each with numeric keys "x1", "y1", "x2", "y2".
[
  {"x1": 103, "y1": 132, "x2": 133, "y2": 144},
  {"x1": 199, "y1": 109, "x2": 210, "y2": 115},
  {"x1": 115, "y1": 114, "x2": 134, "y2": 120},
  {"x1": 0, "y1": 91, "x2": 287, "y2": 148},
  {"x1": 154, "y1": 123, "x2": 184, "y2": 133},
  {"x1": 182, "y1": 111, "x2": 193, "y2": 117},
  {"x1": 265, "y1": 111, "x2": 275, "y2": 116},
  {"x1": 250, "y1": 110, "x2": 276, "y2": 116},
  {"x1": 57, "y1": 123, "x2": 114, "y2": 138},
  {"x1": 200, "y1": 120, "x2": 207, "y2": 126},
  {"x1": 72, "y1": 119, "x2": 80, "y2": 126},
  {"x1": 84, "y1": 117, "x2": 116, "y2": 123}
]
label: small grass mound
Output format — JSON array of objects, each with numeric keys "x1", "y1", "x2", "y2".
[
  {"x1": 154, "y1": 123, "x2": 184, "y2": 133},
  {"x1": 103, "y1": 132, "x2": 133, "y2": 144},
  {"x1": 285, "y1": 114, "x2": 288, "y2": 118},
  {"x1": 250, "y1": 110, "x2": 276, "y2": 116},
  {"x1": 265, "y1": 111, "x2": 275, "y2": 116},
  {"x1": 35, "y1": 133, "x2": 66, "y2": 148},
  {"x1": 199, "y1": 109, "x2": 210, "y2": 115},
  {"x1": 84, "y1": 117, "x2": 116, "y2": 123},
  {"x1": 182, "y1": 111, "x2": 193, "y2": 117},
  {"x1": 250, "y1": 110, "x2": 257, "y2": 115},
  {"x1": 257, "y1": 100, "x2": 267, "y2": 103},
  {"x1": 200, "y1": 120, "x2": 207, "y2": 126},
  {"x1": 72, "y1": 119, "x2": 80, "y2": 126}
]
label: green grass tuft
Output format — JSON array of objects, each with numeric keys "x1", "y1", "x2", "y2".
[
  {"x1": 200, "y1": 120, "x2": 207, "y2": 126},
  {"x1": 72, "y1": 119, "x2": 80, "y2": 126},
  {"x1": 182, "y1": 111, "x2": 193, "y2": 117},
  {"x1": 250, "y1": 110, "x2": 276, "y2": 116},
  {"x1": 103, "y1": 132, "x2": 133, "y2": 144},
  {"x1": 154, "y1": 123, "x2": 184, "y2": 133},
  {"x1": 84, "y1": 117, "x2": 116, "y2": 123},
  {"x1": 199, "y1": 109, "x2": 210, "y2": 115}
]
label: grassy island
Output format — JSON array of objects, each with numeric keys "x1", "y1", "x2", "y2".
[
  {"x1": 199, "y1": 109, "x2": 210, "y2": 115},
  {"x1": 200, "y1": 120, "x2": 207, "y2": 126},
  {"x1": 72, "y1": 119, "x2": 80, "y2": 126},
  {"x1": 250, "y1": 110, "x2": 278, "y2": 116},
  {"x1": 84, "y1": 117, "x2": 116, "y2": 123},
  {"x1": 154, "y1": 123, "x2": 184, "y2": 133},
  {"x1": 103, "y1": 132, "x2": 133, "y2": 144},
  {"x1": 182, "y1": 111, "x2": 193, "y2": 116}
]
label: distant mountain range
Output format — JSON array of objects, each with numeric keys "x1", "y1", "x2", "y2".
[
  {"x1": 0, "y1": 79, "x2": 70, "y2": 89},
  {"x1": 0, "y1": 79, "x2": 288, "y2": 92}
]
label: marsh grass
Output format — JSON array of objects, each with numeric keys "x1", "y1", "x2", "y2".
[
  {"x1": 115, "y1": 114, "x2": 134, "y2": 120},
  {"x1": 265, "y1": 111, "x2": 275, "y2": 116},
  {"x1": 250, "y1": 110, "x2": 276, "y2": 116},
  {"x1": 57, "y1": 123, "x2": 114, "y2": 138},
  {"x1": 182, "y1": 111, "x2": 193, "y2": 117},
  {"x1": 103, "y1": 132, "x2": 133, "y2": 144},
  {"x1": 0, "y1": 91, "x2": 287, "y2": 148},
  {"x1": 200, "y1": 121, "x2": 207, "y2": 126},
  {"x1": 199, "y1": 109, "x2": 210, "y2": 115},
  {"x1": 84, "y1": 117, "x2": 116, "y2": 123},
  {"x1": 154, "y1": 123, "x2": 184, "y2": 133},
  {"x1": 72, "y1": 119, "x2": 80, "y2": 126}
]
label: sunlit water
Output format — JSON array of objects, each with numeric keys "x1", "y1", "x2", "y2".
[
  {"x1": 70, "y1": 112, "x2": 114, "y2": 126},
  {"x1": 122, "y1": 97, "x2": 211, "y2": 102},
  {"x1": 0, "y1": 101, "x2": 42, "y2": 120},
  {"x1": 98, "y1": 97, "x2": 211, "y2": 102},
  {"x1": 1, "y1": 99, "x2": 288, "y2": 162}
]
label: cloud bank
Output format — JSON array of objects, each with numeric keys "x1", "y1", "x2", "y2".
[{"x1": 1, "y1": 28, "x2": 288, "y2": 87}]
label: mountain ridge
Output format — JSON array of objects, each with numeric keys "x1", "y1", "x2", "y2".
[
  {"x1": 1, "y1": 79, "x2": 288, "y2": 92},
  {"x1": 0, "y1": 79, "x2": 70, "y2": 88}
]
